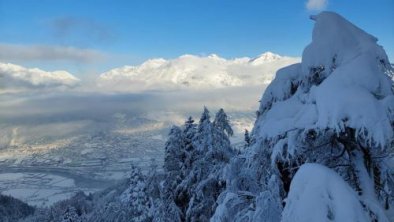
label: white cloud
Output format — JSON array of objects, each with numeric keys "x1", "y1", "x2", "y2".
[
  {"x1": 0, "y1": 43, "x2": 106, "y2": 63},
  {"x1": 306, "y1": 0, "x2": 328, "y2": 11},
  {"x1": 0, "y1": 62, "x2": 79, "y2": 93},
  {"x1": 97, "y1": 52, "x2": 300, "y2": 92}
]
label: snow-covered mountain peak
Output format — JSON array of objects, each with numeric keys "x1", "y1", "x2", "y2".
[
  {"x1": 0, "y1": 62, "x2": 79, "y2": 93},
  {"x1": 98, "y1": 52, "x2": 300, "y2": 92},
  {"x1": 250, "y1": 51, "x2": 282, "y2": 65},
  {"x1": 207, "y1": 53, "x2": 222, "y2": 60}
]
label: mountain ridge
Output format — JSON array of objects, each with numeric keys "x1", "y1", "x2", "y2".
[{"x1": 98, "y1": 52, "x2": 300, "y2": 92}]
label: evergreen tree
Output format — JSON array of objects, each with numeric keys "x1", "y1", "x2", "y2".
[
  {"x1": 146, "y1": 158, "x2": 162, "y2": 200},
  {"x1": 163, "y1": 126, "x2": 184, "y2": 189},
  {"x1": 182, "y1": 116, "x2": 197, "y2": 175},
  {"x1": 120, "y1": 165, "x2": 152, "y2": 222},
  {"x1": 184, "y1": 116, "x2": 197, "y2": 141},
  {"x1": 244, "y1": 129, "x2": 250, "y2": 148},
  {"x1": 194, "y1": 107, "x2": 213, "y2": 153},
  {"x1": 180, "y1": 107, "x2": 234, "y2": 221},
  {"x1": 62, "y1": 206, "x2": 82, "y2": 222},
  {"x1": 0, "y1": 194, "x2": 35, "y2": 222},
  {"x1": 213, "y1": 108, "x2": 233, "y2": 137},
  {"x1": 213, "y1": 12, "x2": 394, "y2": 222},
  {"x1": 153, "y1": 180, "x2": 183, "y2": 222}
]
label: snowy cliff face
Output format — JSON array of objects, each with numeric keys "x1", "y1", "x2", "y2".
[{"x1": 213, "y1": 11, "x2": 394, "y2": 222}]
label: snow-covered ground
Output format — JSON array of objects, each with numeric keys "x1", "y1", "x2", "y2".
[{"x1": 0, "y1": 172, "x2": 83, "y2": 207}]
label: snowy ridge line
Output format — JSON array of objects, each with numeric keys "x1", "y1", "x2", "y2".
[
  {"x1": 97, "y1": 52, "x2": 300, "y2": 92},
  {"x1": 0, "y1": 62, "x2": 79, "y2": 92}
]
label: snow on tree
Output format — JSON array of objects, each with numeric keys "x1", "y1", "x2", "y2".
[
  {"x1": 155, "y1": 108, "x2": 235, "y2": 221},
  {"x1": 244, "y1": 129, "x2": 251, "y2": 148},
  {"x1": 213, "y1": 11, "x2": 394, "y2": 221},
  {"x1": 214, "y1": 108, "x2": 234, "y2": 137},
  {"x1": 0, "y1": 194, "x2": 35, "y2": 222},
  {"x1": 281, "y1": 163, "x2": 377, "y2": 222},
  {"x1": 174, "y1": 109, "x2": 216, "y2": 216},
  {"x1": 146, "y1": 158, "x2": 162, "y2": 200},
  {"x1": 163, "y1": 126, "x2": 184, "y2": 190},
  {"x1": 62, "y1": 206, "x2": 82, "y2": 222},
  {"x1": 181, "y1": 116, "x2": 197, "y2": 176},
  {"x1": 151, "y1": 132, "x2": 183, "y2": 222},
  {"x1": 120, "y1": 164, "x2": 152, "y2": 222},
  {"x1": 182, "y1": 108, "x2": 234, "y2": 221},
  {"x1": 194, "y1": 107, "x2": 214, "y2": 153},
  {"x1": 152, "y1": 180, "x2": 183, "y2": 222}
]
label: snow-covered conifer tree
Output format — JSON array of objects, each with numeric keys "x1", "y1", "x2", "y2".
[
  {"x1": 120, "y1": 165, "x2": 152, "y2": 222},
  {"x1": 213, "y1": 11, "x2": 394, "y2": 221},
  {"x1": 62, "y1": 206, "x2": 82, "y2": 222},
  {"x1": 181, "y1": 116, "x2": 197, "y2": 175},
  {"x1": 213, "y1": 108, "x2": 234, "y2": 137},
  {"x1": 153, "y1": 180, "x2": 183, "y2": 222},
  {"x1": 177, "y1": 107, "x2": 235, "y2": 221},
  {"x1": 163, "y1": 126, "x2": 184, "y2": 190},
  {"x1": 244, "y1": 129, "x2": 251, "y2": 148}
]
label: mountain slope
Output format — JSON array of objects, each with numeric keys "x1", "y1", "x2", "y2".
[{"x1": 0, "y1": 62, "x2": 79, "y2": 93}]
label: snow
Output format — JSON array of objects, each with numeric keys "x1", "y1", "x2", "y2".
[
  {"x1": 0, "y1": 172, "x2": 25, "y2": 181},
  {"x1": 249, "y1": 52, "x2": 283, "y2": 65},
  {"x1": 303, "y1": 12, "x2": 388, "y2": 76},
  {"x1": 282, "y1": 163, "x2": 373, "y2": 222},
  {"x1": 0, "y1": 173, "x2": 79, "y2": 207},
  {"x1": 215, "y1": 11, "x2": 393, "y2": 222},
  {"x1": 1, "y1": 11, "x2": 393, "y2": 222},
  {"x1": 255, "y1": 11, "x2": 394, "y2": 148},
  {"x1": 0, "y1": 62, "x2": 79, "y2": 92},
  {"x1": 98, "y1": 52, "x2": 299, "y2": 92}
]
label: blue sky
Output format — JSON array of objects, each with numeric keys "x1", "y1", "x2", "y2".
[{"x1": 0, "y1": 0, "x2": 393, "y2": 76}]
